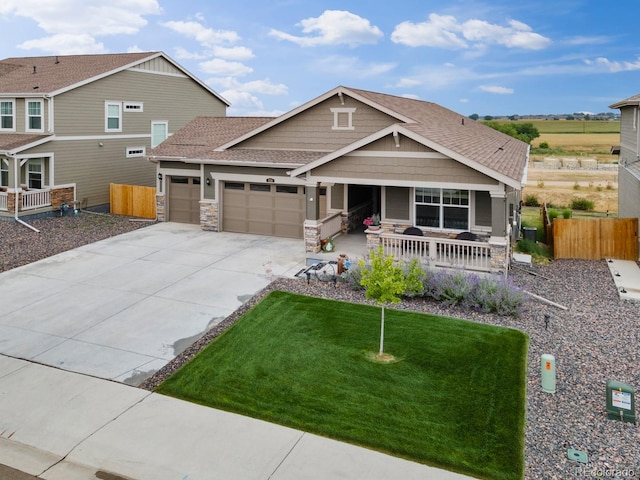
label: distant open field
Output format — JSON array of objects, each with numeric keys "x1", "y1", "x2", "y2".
[
  {"x1": 524, "y1": 167, "x2": 618, "y2": 213},
  {"x1": 486, "y1": 119, "x2": 620, "y2": 161},
  {"x1": 487, "y1": 119, "x2": 619, "y2": 134}
]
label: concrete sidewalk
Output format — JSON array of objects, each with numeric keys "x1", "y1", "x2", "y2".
[{"x1": 0, "y1": 356, "x2": 472, "y2": 480}]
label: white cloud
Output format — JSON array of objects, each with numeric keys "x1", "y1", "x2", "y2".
[
  {"x1": 564, "y1": 35, "x2": 611, "y2": 46},
  {"x1": 391, "y1": 13, "x2": 550, "y2": 51},
  {"x1": 392, "y1": 15, "x2": 467, "y2": 49},
  {"x1": 459, "y1": 98, "x2": 469, "y2": 103},
  {"x1": 208, "y1": 77, "x2": 288, "y2": 96},
  {"x1": 269, "y1": 10, "x2": 383, "y2": 47},
  {"x1": 479, "y1": 85, "x2": 514, "y2": 94},
  {"x1": 583, "y1": 56, "x2": 640, "y2": 73},
  {"x1": 161, "y1": 20, "x2": 240, "y2": 46},
  {"x1": 199, "y1": 58, "x2": 252, "y2": 76},
  {"x1": 18, "y1": 34, "x2": 108, "y2": 54},
  {"x1": 1, "y1": 0, "x2": 160, "y2": 54},
  {"x1": 1, "y1": 0, "x2": 161, "y2": 36},
  {"x1": 211, "y1": 46, "x2": 254, "y2": 61},
  {"x1": 173, "y1": 47, "x2": 208, "y2": 60}
]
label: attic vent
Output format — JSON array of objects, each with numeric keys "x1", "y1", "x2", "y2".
[
  {"x1": 55, "y1": 56, "x2": 60, "y2": 64},
  {"x1": 330, "y1": 107, "x2": 356, "y2": 131}
]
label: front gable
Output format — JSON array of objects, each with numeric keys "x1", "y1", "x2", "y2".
[
  {"x1": 307, "y1": 132, "x2": 497, "y2": 187},
  {"x1": 235, "y1": 95, "x2": 398, "y2": 152}
]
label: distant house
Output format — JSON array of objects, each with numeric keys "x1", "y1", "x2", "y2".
[
  {"x1": 609, "y1": 94, "x2": 640, "y2": 218},
  {"x1": 150, "y1": 86, "x2": 530, "y2": 271},
  {"x1": 0, "y1": 52, "x2": 228, "y2": 220}
]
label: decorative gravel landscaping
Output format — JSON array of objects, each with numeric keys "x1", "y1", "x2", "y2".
[{"x1": 1, "y1": 215, "x2": 638, "y2": 479}]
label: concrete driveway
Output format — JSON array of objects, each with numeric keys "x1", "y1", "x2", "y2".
[{"x1": 0, "y1": 222, "x2": 306, "y2": 385}]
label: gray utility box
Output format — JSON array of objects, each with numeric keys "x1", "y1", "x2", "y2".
[
  {"x1": 606, "y1": 380, "x2": 636, "y2": 424},
  {"x1": 522, "y1": 227, "x2": 537, "y2": 242}
]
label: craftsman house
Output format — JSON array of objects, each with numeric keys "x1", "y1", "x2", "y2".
[
  {"x1": 609, "y1": 94, "x2": 640, "y2": 219},
  {"x1": 0, "y1": 52, "x2": 228, "y2": 221},
  {"x1": 150, "y1": 86, "x2": 530, "y2": 272}
]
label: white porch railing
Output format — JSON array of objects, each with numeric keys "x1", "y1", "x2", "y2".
[
  {"x1": 380, "y1": 233, "x2": 492, "y2": 272},
  {"x1": 320, "y1": 211, "x2": 343, "y2": 239},
  {"x1": 0, "y1": 191, "x2": 7, "y2": 211},
  {"x1": 22, "y1": 189, "x2": 51, "y2": 210}
]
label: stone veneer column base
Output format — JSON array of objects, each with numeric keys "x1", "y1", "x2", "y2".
[
  {"x1": 200, "y1": 200, "x2": 219, "y2": 231},
  {"x1": 156, "y1": 194, "x2": 165, "y2": 222},
  {"x1": 365, "y1": 228, "x2": 382, "y2": 256},
  {"x1": 304, "y1": 221, "x2": 322, "y2": 253},
  {"x1": 489, "y1": 236, "x2": 509, "y2": 274}
]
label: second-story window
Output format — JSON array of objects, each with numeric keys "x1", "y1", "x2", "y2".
[
  {"x1": 105, "y1": 101, "x2": 122, "y2": 132},
  {"x1": 0, "y1": 100, "x2": 15, "y2": 131},
  {"x1": 151, "y1": 121, "x2": 168, "y2": 147},
  {"x1": 26, "y1": 100, "x2": 43, "y2": 132}
]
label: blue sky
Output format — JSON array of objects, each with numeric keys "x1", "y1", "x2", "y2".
[{"x1": 1, "y1": 0, "x2": 638, "y2": 117}]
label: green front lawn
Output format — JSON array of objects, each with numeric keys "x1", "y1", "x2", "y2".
[{"x1": 157, "y1": 291, "x2": 528, "y2": 480}]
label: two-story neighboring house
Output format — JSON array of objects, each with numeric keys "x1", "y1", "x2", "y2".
[
  {"x1": 609, "y1": 94, "x2": 640, "y2": 219},
  {"x1": 0, "y1": 52, "x2": 228, "y2": 221}
]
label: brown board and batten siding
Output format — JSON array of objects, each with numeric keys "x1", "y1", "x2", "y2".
[
  {"x1": 23, "y1": 138, "x2": 155, "y2": 206},
  {"x1": 311, "y1": 154, "x2": 498, "y2": 185},
  {"x1": 52, "y1": 69, "x2": 226, "y2": 136},
  {"x1": 236, "y1": 97, "x2": 397, "y2": 151}
]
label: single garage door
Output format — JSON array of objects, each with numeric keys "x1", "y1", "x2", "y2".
[
  {"x1": 168, "y1": 176, "x2": 200, "y2": 224},
  {"x1": 223, "y1": 182, "x2": 304, "y2": 238}
]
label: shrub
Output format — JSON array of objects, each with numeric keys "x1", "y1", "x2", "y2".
[
  {"x1": 523, "y1": 194, "x2": 540, "y2": 207},
  {"x1": 573, "y1": 182, "x2": 580, "y2": 190},
  {"x1": 548, "y1": 209, "x2": 559, "y2": 220},
  {"x1": 429, "y1": 269, "x2": 477, "y2": 306},
  {"x1": 562, "y1": 208, "x2": 572, "y2": 219},
  {"x1": 539, "y1": 141, "x2": 550, "y2": 149},
  {"x1": 537, "y1": 180, "x2": 545, "y2": 188},
  {"x1": 570, "y1": 197, "x2": 595, "y2": 211},
  {"x1": 402, "y1": 259, "x2": 425, "y2": 297},
  {"x1": 342, "y1": 261, "x2": 365, "y2": 290},
  {"x1": 467, "y1": 276, "x2": 526, "y2": 317},
  {"x1": 606, "y1": 181, "x2": 614, "y2": 190}
]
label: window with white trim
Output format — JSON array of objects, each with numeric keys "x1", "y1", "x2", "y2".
[
  {"x1": 126, "y1": 147, "x2": 146, "y2": 158},
  {"x1": 151, "y1": 121, "x2": 168, "y2": 147},
  {"x1": 27, "y1": 158, "x2": 43, "y2": 190},
  {"x1": 0, "y1": 159, "x2": 9, "y2": 186},
  {"x1": 26, "y1": 100, "x2": 44, "y2": 132},
  {"x1": 105, "y1": 101, "x2": 122, "y2": 132},
  {"x1": 124, "y1": 102, "x2": 143, "y2": 112},
  {"x1": 0, "y1": 100, "x2": 15, "y2": 131},
  {"x1": 415, "y1": 187, "x2": 469, "y2": 230},
  {"x1": 330, "y1": 107, "x2": 356, "y2": 130}
]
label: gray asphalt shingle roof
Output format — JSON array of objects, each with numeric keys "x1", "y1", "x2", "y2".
[
  {"x1": 0, "y1": 52, "x2": 158, "y2": 94},
  {"x1": 150, "y1": 86, "x2": 529, "y2": 184}
]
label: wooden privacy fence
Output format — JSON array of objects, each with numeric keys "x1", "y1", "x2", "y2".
[
  {"x1": 553, "y1": 218, "x2": 638, "y2": 260},
  {"x1": 110, "y1": 183, "x2": 156, "y2": 219}
]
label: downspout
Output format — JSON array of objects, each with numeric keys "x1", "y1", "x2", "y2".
[{"x1": 11, "y1": 155, "x2": 39, "y2": 233}]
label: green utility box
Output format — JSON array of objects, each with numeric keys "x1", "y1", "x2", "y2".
[{"x1": 606, "y1": 380, "x2": 636, "y2": 424}]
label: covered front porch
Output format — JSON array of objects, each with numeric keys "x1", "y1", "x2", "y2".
[{"x1": 303, "y1": 182, "x2": 515, "y2": 274}]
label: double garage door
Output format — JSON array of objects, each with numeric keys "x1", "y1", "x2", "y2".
[{"x1": 223, "y1": 182, "x2": 305, "y2": 238}]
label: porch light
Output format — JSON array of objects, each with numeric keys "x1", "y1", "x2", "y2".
[
  {"x1": 206, "y1": 178, "x2": 211, "y2": 186},
  {"x1": 157, "y1": 173, "x2": 162, "y2": 181}
]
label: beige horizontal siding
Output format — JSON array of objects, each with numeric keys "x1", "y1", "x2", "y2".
[
  {"x1": 360, "y1": 134, "x2": 435, "y2": 152},
  {"x1": 238, "y1": 96, "x2": 397, "y2": 151},
  {"x1": 53, "y1": 69, "x2": 226, "y2": 136},
  {"x1": 312, "y1": 155, "x2": 497, "y2": 185},
  {"x1": 23, "y1": 138, "x2": 155, "y2": 207}
]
